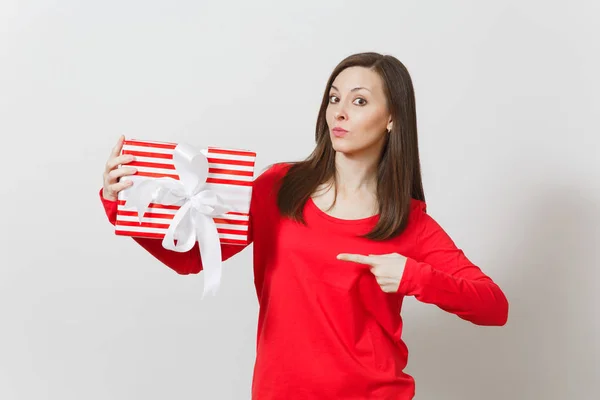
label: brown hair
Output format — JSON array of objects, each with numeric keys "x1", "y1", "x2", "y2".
[{"x1": 276, "y1": 52, "x2": 425, "y2": 240}]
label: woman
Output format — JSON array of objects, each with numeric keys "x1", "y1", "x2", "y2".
[{"x1": 100, "y1": 52, "x2": 508, "y2": 399}]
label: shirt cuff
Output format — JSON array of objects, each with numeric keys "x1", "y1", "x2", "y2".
[
  {"x1": 397, "y1": 256, "x2": 419, "y2": 295},
  {"x1": 99, "y1": 188, "x2": 118, "y2": 225}
]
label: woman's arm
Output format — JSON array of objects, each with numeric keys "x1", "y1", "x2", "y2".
[
  {"x1": 398, "y1": 211, "x2": 509, "y2": 326},
  {"x1": 99, "y1": 188, "x2": 251, "y2": 275}
]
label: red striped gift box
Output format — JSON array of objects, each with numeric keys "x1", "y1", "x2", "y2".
[{"x1": 115, "y1": 139, "x2": 256, "y2": 246}]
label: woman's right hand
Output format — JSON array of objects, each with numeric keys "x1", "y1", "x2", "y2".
[{"x1": 102, "y1": 135, "x2": 137, "y2": 202}]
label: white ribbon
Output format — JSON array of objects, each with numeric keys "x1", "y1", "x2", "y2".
[{"x1": 123, "y1": 143, "x2": 233, "y2": 297}]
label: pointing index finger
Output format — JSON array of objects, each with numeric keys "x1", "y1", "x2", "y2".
[{"x1": 337, "y1": 253, "x2": 376, "y2": 266}]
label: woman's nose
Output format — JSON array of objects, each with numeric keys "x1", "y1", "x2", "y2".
[{"x1": 335, "y1": 110, "x2": 347, "y2": 120}]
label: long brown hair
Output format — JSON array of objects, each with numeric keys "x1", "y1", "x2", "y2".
[{"x1": 277, "y1": 52, "x2": 425, "y2": 240}]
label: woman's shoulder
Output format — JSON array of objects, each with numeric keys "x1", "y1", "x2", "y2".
[
  {"x1": 407, "y1": 198, "x2": 428, "y2": 231},
  {"x1": 251, "y1": 162, "x2": 292, "y2": 197}
]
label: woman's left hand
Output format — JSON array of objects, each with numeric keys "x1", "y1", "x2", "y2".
[{"x1": 337, "y1": 252, "x2": 408, "y2": 293}]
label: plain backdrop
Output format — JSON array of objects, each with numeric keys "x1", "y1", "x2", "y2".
[{"x1": 1, "y1": 1, "x2": 598, "y2": 399}]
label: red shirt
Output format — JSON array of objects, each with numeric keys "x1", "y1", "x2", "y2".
[{"x1": 100, "y1": 162, "x2": 508, "y2": 399}]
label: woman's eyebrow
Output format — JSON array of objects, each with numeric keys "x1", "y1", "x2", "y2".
[{"x1": 330, "y1": 85, "x2": 371, "y2": 93}]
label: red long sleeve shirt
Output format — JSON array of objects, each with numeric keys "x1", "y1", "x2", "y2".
[{"x1": 100, "y1": 162, "x2": 508, "y2": 399}]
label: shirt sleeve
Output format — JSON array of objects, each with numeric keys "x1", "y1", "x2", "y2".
[
  {"x1": 397, "y1": 210, "x2": 509, "y2": 326},
  {"x1": 98, "y1": 188, "x2": 251, "y2": 275}
]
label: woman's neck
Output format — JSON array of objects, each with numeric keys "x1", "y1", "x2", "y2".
[{"x1": 332, "y1": 151, "x2": 378, "y2": 196}]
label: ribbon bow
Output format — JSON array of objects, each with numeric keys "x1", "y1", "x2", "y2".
[{"x1": 124, "y1": 143, "x2": 232, "y2": 297}]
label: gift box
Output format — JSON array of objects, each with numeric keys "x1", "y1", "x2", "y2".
[
  {"x1": 115, "y1": 138, "x2": 256, "y2": 296},
  {"x1": 116, "y1": 139, "x2": 256, "y2": 244}
]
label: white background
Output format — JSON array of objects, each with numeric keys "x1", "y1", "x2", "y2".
[{"x1": 1, "y1": 1, "x2": 598, "y2": 399}]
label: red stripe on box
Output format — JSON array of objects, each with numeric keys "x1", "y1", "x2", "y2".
[
  {"x1": 207, "y1": 157, "x2": 255, "y2": 167},
  {"x1": 128, "y1": 168, "x2": 253, "y2": 179},
  {"x1": 118, "y1": 210, "x2": 175, "y2": 219},
  {"x1": 118, "y1": 201, "x2": 180, "y2": 210},
  {"x1": 209, "y1": 168, "x2": 254, "y2": 177},
  {"x1": 125, "y1": 140, "x2": 177, "y2": 149},
  {"x1": 213, "y1": 218, "x2": 249, "y2": 226},
  {"x1": 123, "y1": 152, "x2": 254, "y2": 165},
  {"x1": 217, "y1": 228, "x2": 248, "y2": 235},
  {"x1": 132, "y1": 172, "x2": 252, "y2": 183},
  {"x1": 116, "y1": 231, "x2": 248, "y2": 245},
  {"x1": 206, "y1": 178, "x2": 252, "y2": 186},
  {"x1": 127, "y1": 164, "x2": 253, "y2": 176},
  {"x1": 220, "y1": 238, "x2": 249, "y2": 245},
  {"x1": 208, "y1": 148, "x2": 256, "y2": 157},
  {"x1": 118, "y1": 201, "x2": 247, "y2": 219},
  {"x1": 116, "y1": 220, "x2": 171, "y2": 229},
  {"x1": 135, "y1": 171, "x2": 180, "y2": 180},
  {"x1": 123, "y1": 150, "x2": 173, "y2": 159},
  {"x1": 129, "y1": 161, "x2": 176, "y2": 170},
  {"x1": 116, "y1": 221, "x2": 246, "y2": 236},
  {"x1": 118, "y1": 210, "x2": 248, "y2": 225}
]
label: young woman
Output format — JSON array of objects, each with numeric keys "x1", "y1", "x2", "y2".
[{"x1": 100, "y1": 52, "x2": 508, "y2": 399}]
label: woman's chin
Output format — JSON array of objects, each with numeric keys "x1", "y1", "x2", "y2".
[
  {"x1": 331, "y1": 143, "x2": 357, "y2": 155},
  {"x1": 331, "y1": 136, "x2": 349, "y2": 149}
]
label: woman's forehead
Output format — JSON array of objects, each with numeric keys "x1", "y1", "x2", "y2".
[{"x1": 332, "y1": 67, "x2": 383, "y2": 93}]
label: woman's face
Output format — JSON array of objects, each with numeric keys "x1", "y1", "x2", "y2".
[{"x1": 326, "y1": 66, "x2": 392, "y2": 157}]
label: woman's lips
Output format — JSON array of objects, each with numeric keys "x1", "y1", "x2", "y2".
[{"x1": 332, "y1": 127, "x2": 348, "y2": 137}]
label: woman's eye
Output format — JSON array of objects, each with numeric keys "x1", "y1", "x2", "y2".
[{"x1": 329, "y1": 95, "x2": 367, "y2": 106}]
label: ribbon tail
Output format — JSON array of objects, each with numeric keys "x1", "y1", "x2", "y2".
[
  {"x1": 162, "y1": 202, "x2": 196, "y2": 252},
  {"x1": 195, "y1": 214, "x2": 222, "y2": 297}
]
